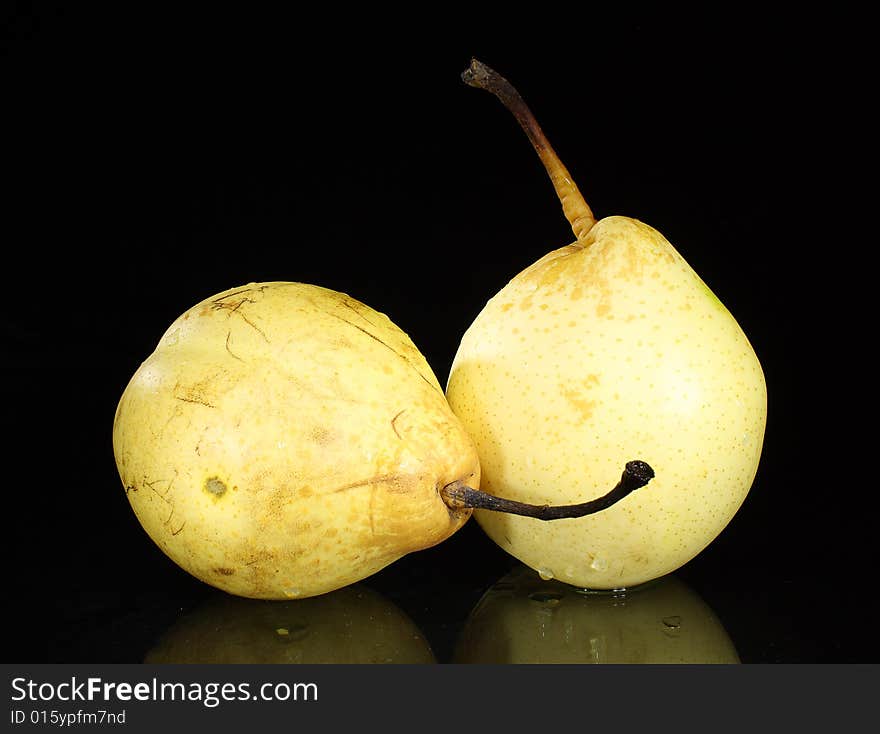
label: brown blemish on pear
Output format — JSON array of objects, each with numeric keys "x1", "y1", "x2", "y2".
[
  {"x1": 561, "y1": 387, "x2": 597, "y2": 422},
  {"x1": 204, "y1": 477, "x2": 227, "y2": 497}
]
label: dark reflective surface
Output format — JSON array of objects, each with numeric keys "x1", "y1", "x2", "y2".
[
  {"x1": 452, "y1": 565, "x2": 739, "y2": 664},
  {"x1": 3, "y1": 8, "x2": 867, "y2": 666},
  {"x1": 145, "y1": 585, "x2": 435, "y2": 664},
  {"x1": 8, "y1": 517, "x2": 878, "y2": 664}
]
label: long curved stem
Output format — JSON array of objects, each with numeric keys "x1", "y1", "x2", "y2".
[
  {"x1": 441, "y1": 460, "x2": 654, "y2": 520},
  {"x1": 462, "y1": 58, "x2": 596, "y2": 242}
]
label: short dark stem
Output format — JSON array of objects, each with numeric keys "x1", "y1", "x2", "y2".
[{"x1": 441, "y1": 461, "x2": 654, "y2": 520}]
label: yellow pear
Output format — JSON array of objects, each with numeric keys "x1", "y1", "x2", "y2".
[
  {"x1": 145, "y1": 584, "x2": 436, "y2": 664},
  {"x1": 113, "y1": 281, "x2": 479, "y2": 599},
  {"x1": 453, "y1": 564, "x2": 739, "y2": 664},
  {"x1": 446, "y1": 60, "x2": 767, "y2": 590}
]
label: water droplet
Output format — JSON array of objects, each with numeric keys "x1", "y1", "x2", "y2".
[
  {"x1": 275, "y1": 623, "x2": 309, "y2": 641},
  {"x1": 573, "y1": 585, "x2": 627, "y2": 597},
  {"x1": 538, "y1": 567, "x2": 555, "y2": 580},
  {"x1": 529, "y1": 591, "x2": 563, "y2": 605},
  {"x1": 589, "y1": 556, "x2": 608, "y2": 572},
  {"x1": 662, "y1": 615, "x2": 682, "y2": 629}
]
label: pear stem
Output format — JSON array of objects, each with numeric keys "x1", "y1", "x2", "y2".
[
  {"x1": 441, "y1": 460, "x2": 654, "y2": 520},
  {"x1": 462, "y1": 58, "x2": 596, "y2": 242}
]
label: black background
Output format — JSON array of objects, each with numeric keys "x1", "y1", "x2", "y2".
[{"x1": 2, "y1": 4, "x2": 871, "y2": 664}]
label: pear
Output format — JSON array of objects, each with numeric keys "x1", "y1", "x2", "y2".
[
  {"x1": 115, "y1": 281, "x2": 655, "y2": 600},
  {"x1": 113, "y1": 281, "x2": 480, "y2": 600},
  {"x1": 446, "y1": 60, "x2": 767, "y2": 590}
]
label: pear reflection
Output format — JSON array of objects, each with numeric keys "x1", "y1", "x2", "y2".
[
  {"x1": 453, "y1": 564, "x2": 738, "y2": 664},
  {"x1": 145, "y1": 584, "x2": 435, "y2": 664}
]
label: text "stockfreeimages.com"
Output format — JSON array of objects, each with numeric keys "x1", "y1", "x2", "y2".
[{"x1": 10, "y1": 677, "x2": 318, "y2": 708}]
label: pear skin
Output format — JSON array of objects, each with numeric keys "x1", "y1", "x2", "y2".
[
  {"x1": 113, "y1": 282, "x2": 479, "y2": 599},
  {"x1": 446, "y1": 60, "x2": 766, "y2": 590}
]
